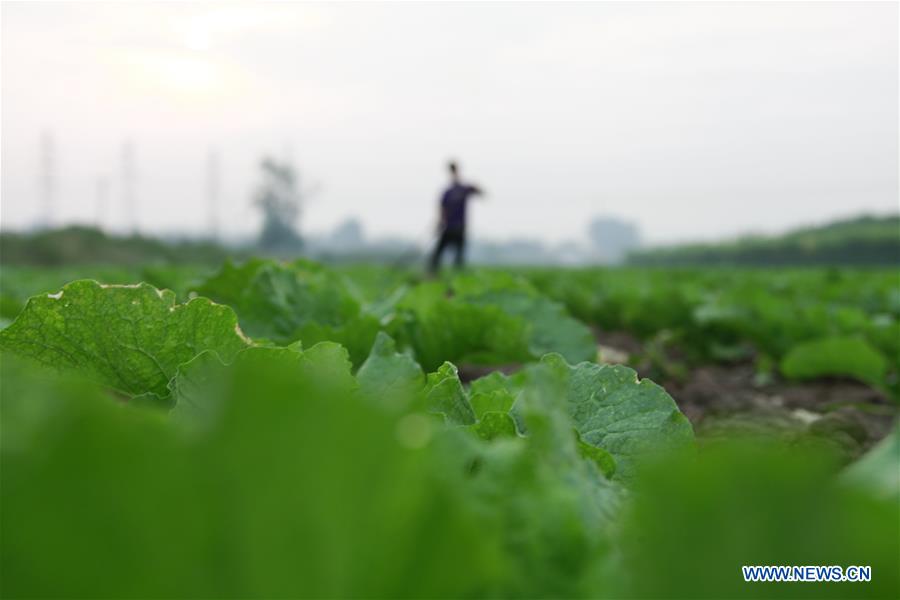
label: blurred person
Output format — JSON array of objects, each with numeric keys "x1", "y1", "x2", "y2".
[{"x1": 429, "y1": 160, "x2": 484, "y2": 273}]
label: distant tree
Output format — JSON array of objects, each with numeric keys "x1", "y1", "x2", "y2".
[
  {"x1": 254, "y1": 157, "x2": 311, "y2": 253},
  {"x1": 628, "y1": 214, "x2": 900, "y2": 266}
]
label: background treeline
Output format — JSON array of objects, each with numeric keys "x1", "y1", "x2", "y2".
[
  {"x1": 2, "y1": 214, "x2": 898, "y2": 268},
  {"x1": 0, "y1": 226, "x2": 238, "y2": 266},
  {"x1": 628, "y1": 215, "x2": 900, "y2": 267}
]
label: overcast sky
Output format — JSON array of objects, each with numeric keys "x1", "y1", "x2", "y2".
[{"x1": 2, "y1": 1, "x2": 897, "y2": 245}]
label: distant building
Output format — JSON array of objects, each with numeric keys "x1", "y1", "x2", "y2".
[
  {"x1": 469, "y1": 238, "x2": 555, "y2": 265},
  {"x1": 587, "y1": 217, "x2": 641, "y2": 264},
  {"x1": 329, "y1": 218, "x2": 364, "y2": 249},
  {"x1": 553, "y1": 241, "x2": 589, "y2": 266}
]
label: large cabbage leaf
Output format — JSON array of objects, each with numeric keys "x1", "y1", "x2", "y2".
[
  {"x1": 534, "y1": 353, "x2": 694, "y2": 482},
  {"x1": 0, "y1": 280, "x2": 249, "y2": 398}
]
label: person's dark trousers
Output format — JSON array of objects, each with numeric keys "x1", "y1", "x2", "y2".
[{"x1": 429, "y1": 228, "x2": 466, "y2": 273}]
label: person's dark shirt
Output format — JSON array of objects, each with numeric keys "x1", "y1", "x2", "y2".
[{"x1": 441, "y1": 183, "x2": 477, "y2": 232}]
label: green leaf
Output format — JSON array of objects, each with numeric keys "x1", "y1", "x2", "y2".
[
  {"x1": 195, "y1": 259, "x2": 378, "y2": 366},
  {"x1": 296, "y1": 341, "x2": 358, "y2": 397},
  {"x1": 1, "y1": 336, "x2": 505, "y2": 599},
  {"x1": 435, "y1": 362, "x2": 625, "y2": 597},
  {"x1": 395, "y1": 275, "x2": 596, "y2": 370},
  {"x1": 171, "y1": 343, "x2": 357, "y2": 431},
  {"x1": 575, "y1": 431, "x2": 616, "y2": 479},
  {"x1": 294, "y1": 316, "x2": 382, "y2": 368},
  {"x1": 424, "y1": 362, "x2": 477, "y2": 425},
  {"x1": 470, "y1": 412, "x2": 518, "y2": 440},
  {"x1": 469, "y1": 370, "x2": 520, "y2": 396},
  {"x1": 470, "y1": 389, "x2": 516, "y2": 419},
  {"x1": 394, "y1": 295, "x2": 532, "y2": 371},
  {"x1": 468, "y1": 290, "x2": 597, "y2": 365},
  {"x1": 781, "y1": 336, "x2": 887, "y2": 386},
  {"x1": 0, "y1": 280, "x2": 249, "y2": 398},
  {"x1": 356, "y1": 332, "x2": 425, "y2": 408},
  {"x1": 618, "y1": 441, "x2": 900, "y2": 599},
  {"x1": 469, "y1": 371, "x2": 519, "y2": 419},
  {"x1": 842, "y1": 424, "x2": 900, "y2": 500},
  {"x1": 538, "y1": 353, "x2": 694, "y2": 482},
  {"x1": 168, "y1": 350, "x2": 231, "y2": 430}
]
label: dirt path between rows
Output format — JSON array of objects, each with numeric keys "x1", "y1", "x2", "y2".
[
  {"x1": 601, "y1": 329, "x2": 898, "y2": 457},
  {"x1": 459, "y1": 329, "x2": 897, "y2": 460}
]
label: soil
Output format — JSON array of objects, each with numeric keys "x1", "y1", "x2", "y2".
[
  {"x1": 600, "y1": 329, "x2": 898, "y2": 457},
  {"x1": 461, "y1": 329, "x2": 898, "y2": 460},
  {"x1": 457, "y1": 363, "x2": 522, "y2": 383}
]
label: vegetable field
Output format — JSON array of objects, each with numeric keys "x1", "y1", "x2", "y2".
[{"x1": 1, "y1": 260, "x2": 897, "y2": 598}]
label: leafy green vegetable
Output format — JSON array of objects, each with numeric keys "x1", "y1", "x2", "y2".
[
  {"x1": 467, "y1": 290, "x2": 597, "y2": 364},
  {"x1": 469, "y1": 371, "x2": 519, "y2": 419},
  {"x1": 618, "y1": 441, "x2": 899, "y2": 599},
  {"x1": 393, "y1": 286, "x2": 532, "y2": 370},
  {"x1": 575, "y1": 432, "x2": 617, "y2": 479},
  {"x1": 423, "y1": 361, "x2": 477, "y2": 425},
  {"x1": 842, "y1": 424, "x2": 900, "y2": 500},
  {"x1": 1, "y1": 342, "x2": 504, "y2": 599},
  {"x1": 195, "y1": 259, "x2": 379, "y2": 366},
  {"x1": 392, "y1": 274, "x2": 596, "y2": 370},
  {"x1": 470, "y1": 389, "x2": 517, "y2": 416},
  {"x1": 537, "y1": 353, "x2": 694, "y2": 482},
  {"x1": 781, "y1": 336, "x2": 887, "y2": 386},
  {"x1": 3, "y1": 259, "x2": 897, "y2": 599},
  {"x1": 0, "y1": 280, "x2": 249, "y2": 398},
  {"x1": 356, "y1": 331, "x2": 425, "y2": 408},
  {"x1": 432, "y1": 361, "x2": 625, "y2": 597},
  {"x1": 171, "y1": 342, "x2": 359, "y2": 431},
  {"x1": 470, "y1": 411, "x2": 519, "y2": 440},
  {"x1": 168, "y1": 350, "x2": 232, "y2": 430}
]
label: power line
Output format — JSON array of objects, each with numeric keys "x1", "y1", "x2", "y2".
[
  {"x1": 120, "y1": 140, "x2": 137, "y2": 233},
  {"x1": 38, "y1": 131, "x2": 56, "y2": 229},
  {"x1": 207, "y1": 149, "x2": 221, "y2": 240},
  {"x1": 95, "y1": 176, "x2": 109, "y2": 230}
]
